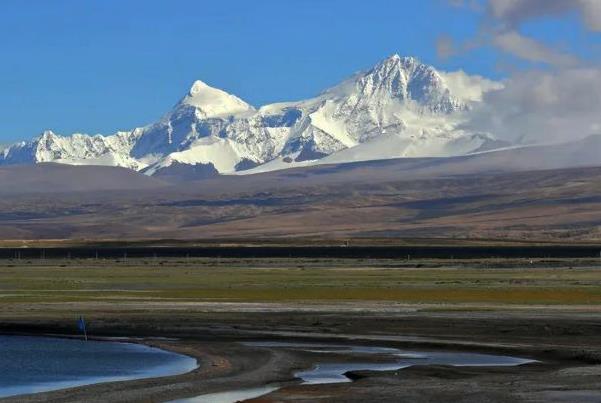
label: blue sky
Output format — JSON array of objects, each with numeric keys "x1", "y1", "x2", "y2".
[{"x1": 0, "y1": 0, "x2": 597, "y2": 142}]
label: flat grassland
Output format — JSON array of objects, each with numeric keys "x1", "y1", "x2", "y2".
[{"x1": 2, "y1": 257, "x2": 601, "y2": 307}]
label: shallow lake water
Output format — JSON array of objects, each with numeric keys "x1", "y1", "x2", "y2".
[
  {"x1": 0, "y1": 335, "x2": 197, "y2": 399},
  {"x1": 172, "y1": 341, "x2": 536, "y2": 402},
  {"x1": 246, "y1": 341, "x2": 535, "y2": 384}
]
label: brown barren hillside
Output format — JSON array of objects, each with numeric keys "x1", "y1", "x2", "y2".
[{"x1": 0, "y1": 161, "x2": 599, "y2": 241}]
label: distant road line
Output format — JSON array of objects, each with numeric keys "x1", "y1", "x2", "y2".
[{"x1": 0, "y1": 245, "x2": 599, "y2": 259}]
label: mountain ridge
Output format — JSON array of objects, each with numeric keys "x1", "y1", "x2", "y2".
[{"x1": 0, "y1": 55, "x2": 522, "y2": 177}]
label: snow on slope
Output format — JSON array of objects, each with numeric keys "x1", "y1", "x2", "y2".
[
  {"x1": 181, "y1": 80, "x2": 255, "y2": 118},
  {"x1": 144, "y1": 136, "x2": 246, "y2": 175},
  {"x1": 0, "y1": 55, "x2": 509, "y2": 176},
  {"x1": 0, "y1": 129, "x2": 144, "y2": 170}
]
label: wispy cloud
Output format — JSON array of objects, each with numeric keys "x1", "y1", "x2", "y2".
[
  {"x1": 445, "y1": 0, "x2": 601, "y2": 144},
  {"x1": 443, "y1": 0, "x2": 600, "y2": 66},
  {"x1": 436, "y1": 35, "x2": 455, "y2": 60},
  {"x1": 487, "y1": 0, "x2": 601, "y2": 31},
  {"x1": 493, "y1": 30, "x2": 579, "y2": 67}
]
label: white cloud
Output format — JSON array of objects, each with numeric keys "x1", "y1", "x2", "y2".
[
  {"x1": 442, "y1": 0, "x2": 601, "y2": 145},
  {"x1": 440, "y1": 70, "x2": 504, "y2": 102},
  {"x1": 464, "y1": 68, "x2": 601, "y2": 144}
]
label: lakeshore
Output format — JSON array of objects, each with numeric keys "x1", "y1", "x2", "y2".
[{"x1": 1, "y1": 255, "x2": 601, "y2": 402}]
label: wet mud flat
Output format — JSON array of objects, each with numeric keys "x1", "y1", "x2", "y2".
[{"x1": 2, "y1": 308, "x2": 601, "y2": 403}]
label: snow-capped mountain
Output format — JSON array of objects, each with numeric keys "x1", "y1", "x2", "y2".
[
  {"x1": 0, "y1": 129, "x2": 144, "y2": 169},
  {"x1": 0, "y1": 55, "x2": 507, "y2": 177}
]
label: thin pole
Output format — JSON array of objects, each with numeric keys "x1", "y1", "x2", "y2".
[{"x1": 79, "y1": 316, "x2": 88, "y2": 341}]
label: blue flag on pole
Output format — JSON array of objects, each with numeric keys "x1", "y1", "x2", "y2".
[{"x1": 78, "y1": 316, "x2": 88, "y2": 341}]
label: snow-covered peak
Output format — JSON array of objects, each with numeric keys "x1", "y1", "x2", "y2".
[
  {"x1": 378, "y1": 54, "x2": 416, "y2": 68},
  {"x1": 37, "y1": 130, "x2": 57, "y2": 140},
  {"x1": 178, "y1": 80, "x2": 255, "y2": 119},
  {"x1": 346, "y1": 54, "x2": 465, "y2": 113},
  {"x1": 372, "y1": 54, "x2": 430, "y2": 75},
  {"x1": 189, "y1": 79, "x2": 210, "y2": 95}
]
